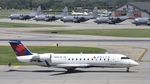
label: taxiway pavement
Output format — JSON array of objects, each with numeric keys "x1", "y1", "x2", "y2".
[{"x1": 0, "y1": 62, "x2": 150, "y2": 84}]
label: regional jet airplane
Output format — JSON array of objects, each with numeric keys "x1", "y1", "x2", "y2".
[{"x1": 9, "y1": 40, "x2": 138, "y2": 72}]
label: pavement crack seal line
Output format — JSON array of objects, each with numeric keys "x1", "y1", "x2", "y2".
[{"x1": 138, "y1": 48, "x2": 148, "y2": 62}]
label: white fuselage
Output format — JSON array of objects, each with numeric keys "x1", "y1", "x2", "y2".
[{"x1": 17, "y1": 53, "x2": 138, "y2": 69}]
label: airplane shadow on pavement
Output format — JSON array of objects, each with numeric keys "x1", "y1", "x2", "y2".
[{"x1": 5, "y1": 69, "x2": 137, "y2": 76}]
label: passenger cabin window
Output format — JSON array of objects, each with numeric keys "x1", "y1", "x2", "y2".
[{"x1": 121, "y1": 57, "x2": 130, "y2": 59}]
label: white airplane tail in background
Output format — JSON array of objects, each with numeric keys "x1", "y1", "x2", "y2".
[{"x1": 61, "y1": 6, "x2": 69, "y2": 16}]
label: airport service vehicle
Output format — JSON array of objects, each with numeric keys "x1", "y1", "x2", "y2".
[
  {"x1": 132, "y1": 17, "x2": 150, "y2": 26},
  {"x1": 9, "y1": 40, "x2": 138, "y2": 72},
  {"x1": 72, "y1": 10, "x2": 88, "y2": 16}
]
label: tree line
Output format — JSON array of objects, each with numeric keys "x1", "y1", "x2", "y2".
[{"x1": 0, "y1": 0, "x2": 149, "y2": 10}]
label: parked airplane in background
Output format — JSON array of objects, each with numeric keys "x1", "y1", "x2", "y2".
[
  {"x1": 9, "y1": 14, "x2": 24, "y2": 20},
  {"x1": 94, "y1": 16, "x2": 129, "y2": 24},
  {"x1": 94, "y1": 8, "x2": 132, "y2": 24},
  {"x1": 9, "y1": 40, "x2": 138, "y2": 72},
  {"x1": 132, "y1": 17, "x2": 150, "y2": 26},
  {"x1": 33, "y1": 7, "x2": 68, "y2": 22},
  {"x1": 9, "y1": 14, "x2": 34, "y2": 20},
  {"x1": 9, "y1": 6, "x2": 43, "y2": 20},
  {"x1": 61, "y1": 7, "x2": 98, "y2": 23}
]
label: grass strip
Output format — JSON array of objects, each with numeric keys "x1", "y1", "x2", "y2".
[
  {"x1": 34, "y1": 29, "x2": 150, "y2": 37},
  {"x1": 0, "y1": 22, "x2": 65, "y2": 28}
]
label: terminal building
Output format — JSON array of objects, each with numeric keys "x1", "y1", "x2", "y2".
[{"x1": 113, "y1": 2, "x2": 150, "y2": 18}]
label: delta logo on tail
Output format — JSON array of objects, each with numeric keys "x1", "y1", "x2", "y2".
[{"x1": 9, "y1": 40, "x2": 32, "y2": 56}]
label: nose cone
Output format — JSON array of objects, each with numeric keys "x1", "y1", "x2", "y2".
[{"x1": 131, "y1": 60, "x2": 139, "y2": 66}]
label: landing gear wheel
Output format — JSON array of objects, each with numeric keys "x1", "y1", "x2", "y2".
[
  {"x1": 126, "y1": 67, "x2": 130, "y2": 72},
  {"x1": 66, "y1": 68, "x2": 76, "y2": 72}
]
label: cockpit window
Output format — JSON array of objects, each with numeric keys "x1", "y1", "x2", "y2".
[{"x1": 121, "y1": 57, "x2": 130, "y2": 59}]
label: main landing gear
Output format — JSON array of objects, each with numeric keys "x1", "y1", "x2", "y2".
[
  {"x1": 66, "y1": 68, "x2": 76, "y2": 72},
  {"x1": 126, "y1": 67, "x2": 130, "y2": 72}
]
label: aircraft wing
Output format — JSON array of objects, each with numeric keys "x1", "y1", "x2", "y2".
[{"x1": 56, "y1": 64, "x2": 90, "y2": 68}]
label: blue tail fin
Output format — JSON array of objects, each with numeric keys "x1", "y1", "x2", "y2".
[{"x1": 9, "y1": 40, "x2": 32, "y2": 56}]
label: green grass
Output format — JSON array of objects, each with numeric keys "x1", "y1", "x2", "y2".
[
  {"x1": 34, "y1": 29, "x2": 150, "y2": 37},
  {"x1": 0, "y1": 22, "x2": 65, "y2": 28},
  {"x1": 0, "y1": 46, "x2": 106, "y2": 65}
]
